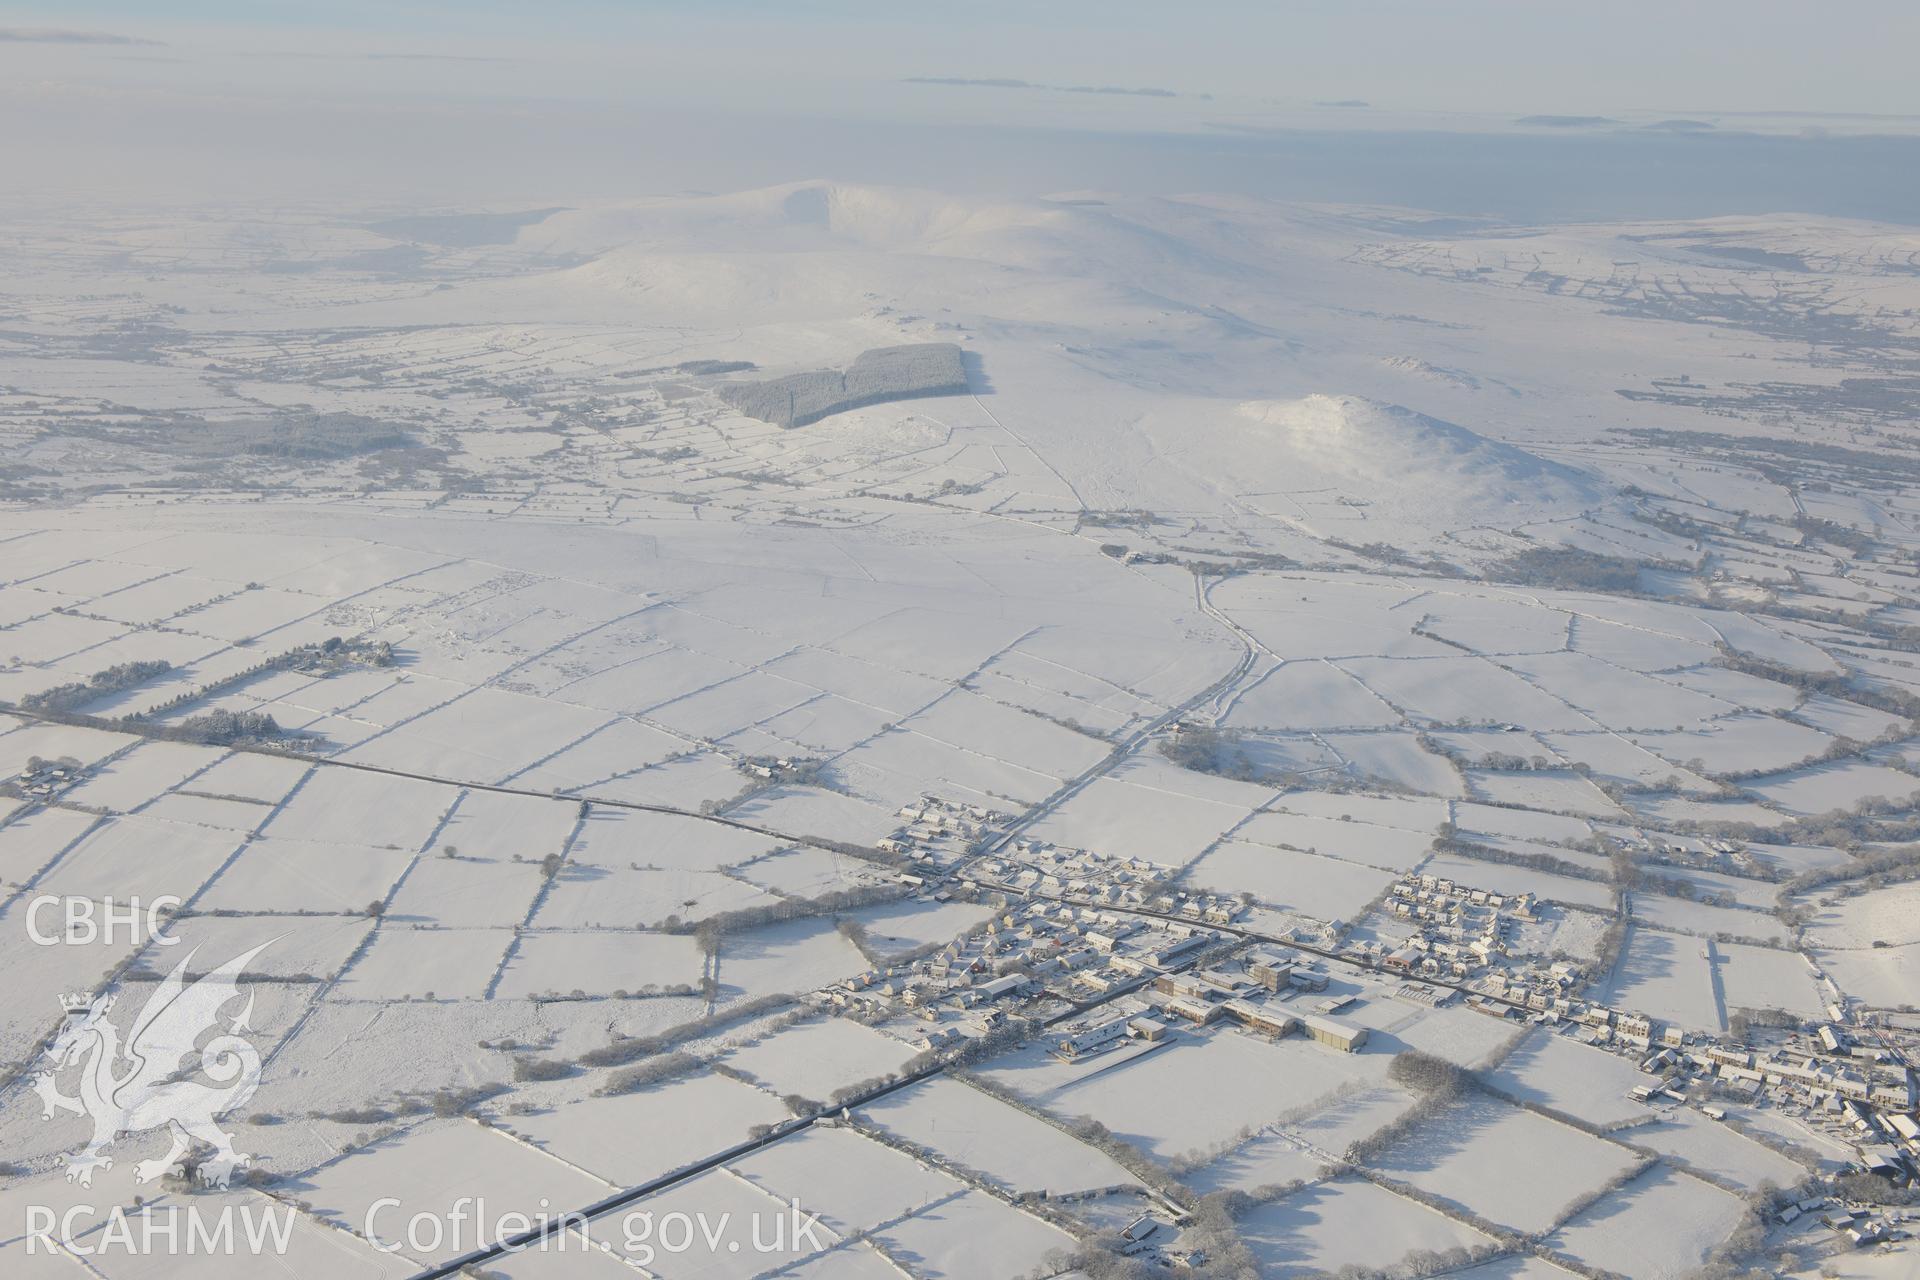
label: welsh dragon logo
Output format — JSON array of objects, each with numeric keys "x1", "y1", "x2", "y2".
[{"x1": 32, "y1": 942, "x2": 270, "y2": 1189}]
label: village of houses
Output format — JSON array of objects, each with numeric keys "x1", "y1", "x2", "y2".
[{"x1": 807, "y1": 794, "x2": 1920, "y2": 1270}]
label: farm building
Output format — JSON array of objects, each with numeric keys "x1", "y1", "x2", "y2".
[{"x1": 1301, "y1": 1014, "x2": 1370, "y2": 1053}]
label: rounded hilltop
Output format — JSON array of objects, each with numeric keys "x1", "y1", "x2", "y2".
[{"x1": 1211, "y1": 392, "x2": 1606, "y2": 531}]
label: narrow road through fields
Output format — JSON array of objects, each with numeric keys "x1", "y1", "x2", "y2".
[
  {"x1": 408, "y1": 972, "x2": 1160, "y2": 1279},
  {"x1": 975, "y1": 570, "x2": 1259, "y2": 861}
]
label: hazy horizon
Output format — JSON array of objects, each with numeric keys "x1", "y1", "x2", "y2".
[{"x1": 6, "y1": 1, "x2": 1920, "y2": 221}]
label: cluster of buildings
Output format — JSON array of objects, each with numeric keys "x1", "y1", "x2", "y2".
[
  {"x1": 1474, "y1": 963, "x2": 1590, "y2": 1021},
  {"x1": 736, "y1": 755, "x2": 814, "y2": 782},
  {"x1": 1368, "y1": 870, "x2": 1914, "y2": 1113},
  {"x1": 969, "y1": 845, "x2": 1169, "y2": 911},
  {"x1": 1146, "y1": 888, "x2": 1250, "y2": 928},
  {"x1": 886, "y1": 799, "x2": 1226, "y2": 924},
  {"x1": 870, "y1": 796, "x2": 1919, "y2": 1199},
  {"x1": 1359, "y1": 871, "x2": 1538, "y2": 981},
  {"x1": 886, "y1": 796, "x2": 1009, "y2": 852},
  {"x1": 1137, "y1": 952, "x2": 1368, "y2": 1053},
  {"x1": 1786, "y1": 1198, "x2": 1915, "y2": 1251},
  {"x1": 9, "y1": 758, "x2": 80, "y2": 802},
  {"x1": 816, "y1": 895, "x2": 1233, "y2": 1047},
  {"x1": 1110, "y1": 1211, "x2": 1210, "y2": 1270},
  {"x1": 1350, "y1": 866, "x2": 1920, "y2": 1189},
  {"x1": 1474, "y1": 989, "x2": 1920, "y2": 1185},
  {"x1": 289, "y1": 635, "x2": 395, "y2": 673},
  {"x1": 1618, "y1": 830, "x2": 1768, "y2": 879},
  {"x1": 819, "y1": 869, "x2": 1379, "y2": 1066},
  {"x1": 1573, "y1": 1008, "x2": 1917, "y2": 1114},
  {"x1": 880, "y1": 797, "x2": 1030, "y2": 884}
]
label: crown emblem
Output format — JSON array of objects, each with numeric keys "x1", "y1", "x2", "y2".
[{"x1": 36, "y1": 941, "x2": 272, "y2": 1191}]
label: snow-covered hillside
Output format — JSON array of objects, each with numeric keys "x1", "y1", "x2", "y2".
[{"x1": 1215, "y1": 393, "x2": 1604, "y2": 531}]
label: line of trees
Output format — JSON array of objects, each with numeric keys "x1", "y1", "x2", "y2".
[
  {"x1": 662, "y1": 882, "x2": 911, "y2": 954},
  {"x1": 21, "y1": 660, "x2": 172, "y2": 713}
]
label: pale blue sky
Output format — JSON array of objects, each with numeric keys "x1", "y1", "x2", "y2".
[
  {"x1": 6, "y1": 1, "x2": 1915, "y2": 116},
  {"x1": 3, "y1": 2, "x2": 1915, "y2": 212}
]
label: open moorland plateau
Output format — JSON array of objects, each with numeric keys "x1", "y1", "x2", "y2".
[{"x1": 2, "y1": 181, "x2": 1920, "y2": 1278}]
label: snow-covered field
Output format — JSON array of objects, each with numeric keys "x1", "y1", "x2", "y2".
[
  {"x1": 1374, "y1": 1092, "x2": 1640, "y2": 1233},
  {"x1": 1237, "y1": 1177, "x2": 1493, "y2": 1275},
  {"x1": 858, "y1": 1075, "x2": 1143, "y2": 1195},
  {"x1": 1546, "y1": 1165, "x2": 1748, "y2": 1279},
  {"x1": 2, "y1": 179, "x2": 1918, "y2": 1278}
]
